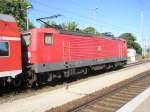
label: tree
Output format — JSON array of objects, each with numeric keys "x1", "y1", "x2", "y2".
[
  {"x1": 133, "y1": 42, "x2": 142, "y2": 54},
  {"x1": 82, "y1": 27, "x2": 96, "y2": 34},
  {"x1": 0, "y1": 0, "x2": 31, "y2": 31},
  {"x1": 66, "y1": 22, "x2": 78, "y2": 31},
  {"x1": 95, "y1": 31, "x2": 101, "y2": 36},
  {"x1": 40, "y1": 21, "x2": 64, "y2": 29},
  {"x1": 41, "y1": 21, "x2": 79, "y2": 31},
  {"x1": 119, "y1": 33, "x2": 142, "y2": 54},
  {"x1": 119, "y1": 33, "x2": 136, "y2": 42},
  {"x1": 29, "y1": 21, "x2": 35, "y2": 29},
  {"x1": 60, "y1": 22, "x2": 67, "y2": 30}
]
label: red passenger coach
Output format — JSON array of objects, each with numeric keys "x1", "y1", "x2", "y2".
[
  {"x1": 0, "y1": 14, "x2": 22, "y2": 80},
  {"x1": 23, "y1": 28, "x2": 127, "y2": 75}
]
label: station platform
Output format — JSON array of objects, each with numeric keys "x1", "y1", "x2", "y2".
[
  {"x1": 117, "y1": 86, "x2": 150, "y2": 112},
  {"x1": 134, "y1": 96, "x2": 150, "y2": 112}
]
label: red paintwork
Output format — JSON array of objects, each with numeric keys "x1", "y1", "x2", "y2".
[
  {"x1": 0, "y1": 21, "x2": 20, "y2": 37},
  {"x1": 0, "y1": 20, "x2": 22, "y2": 72},
  {"x1": 26, "y1": 28, "x2": 127, "y2": 64}
]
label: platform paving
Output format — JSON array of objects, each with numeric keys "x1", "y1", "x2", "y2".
[
  {"x1": 133, "y1": 96, "x2": 150, "y2": 112},
  {"x1": 117, "y1": 86, "x2": 150, "y2": 112}
]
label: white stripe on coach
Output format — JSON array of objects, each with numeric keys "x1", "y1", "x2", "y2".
[
  {"x1": 0, "y1": 36, "x2": 20, "y2": 41},
  {"x1": 0, "y1": 70, "x2": 22, "y2": 78}
]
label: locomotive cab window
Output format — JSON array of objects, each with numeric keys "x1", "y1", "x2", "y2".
[
  {"x1": 44, "y1": 33, "x2": 53, "y2": 45},
  {"x1": 0, "y1": 42, "x2": 9, "y2": 57},
  {"x1": 22, "y1": 33, "x2": 31, "y2": 46}
]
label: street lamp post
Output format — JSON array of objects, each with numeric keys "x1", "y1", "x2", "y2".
[
  {"x1": 140, "y1": 11, "x2": 145, "y2": 58},
  {"x1": 26, "y1": 5, "x2": 32, "y2": 30}
]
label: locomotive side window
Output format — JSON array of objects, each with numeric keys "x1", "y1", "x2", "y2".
[
  {"x1": 0, "y1": 42, "x2": 9, "y2": 57},
  {"x1": 44, "y1": 33, "x2": 53, "y2": 45},
  {"x1": 22, "y1": 33, "x2": 31, "y2": 46}
]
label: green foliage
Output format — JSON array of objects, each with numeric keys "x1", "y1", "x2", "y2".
[
  {"x1": 119, "y1": 33, "x2": 142, "y2": 54},
  {"x1": 66, "y1": 22, "x2": 78, "y2": 31},
  {"x1": 120, "y1": 33, "x2": 136, "y2": 41},
  {"x1": 95, "y1": 31, "x2": 101, "y2": 35},
  {"x1": 0, "y1": 0, "x2": 31, "y2": 31},
  {"x1": 133, "y1": 42, "x2": 142, "y2": 54},
  {"x1": 29, "y1": 21, "x2": 35, "y2": 29},
  {"x1": 41, "y1": 21, "x2": 103, "y2": 35},
  {"x1": 40, "y1": 21, "x2": 64, "y2": 29},
  {"x1": 41, "y1": 21, "x2": 78, "y2": 31},
  {"x1": 82, "y1": 27, "x2": 96, "y2": 34},
  {"x1": 60, "y1": 23, "x2": 67, "y2": 30}
]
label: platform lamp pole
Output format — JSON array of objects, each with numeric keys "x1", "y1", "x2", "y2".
[
  {"x1": 26, "y1": 5, "x2": 32, "y2": 30},
  {"x1": 140, "y1": 11, "x2": 145, "y2": 58}
]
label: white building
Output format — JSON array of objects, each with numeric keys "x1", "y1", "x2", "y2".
[{"x1": 127, "y1": 49, "x2": 136, "y2": 62}]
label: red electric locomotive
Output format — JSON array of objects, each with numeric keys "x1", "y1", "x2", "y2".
[
  {"x1": 0, "y1": 14, "x2": 127, "y2": 87},
  {"x1": 22, "y1": 28, "x2": 127, "y2": 86}
]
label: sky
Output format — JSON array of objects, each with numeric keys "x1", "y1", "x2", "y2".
[{"x1": 29, "y1": 0, "x2": 150, "y2": 47}]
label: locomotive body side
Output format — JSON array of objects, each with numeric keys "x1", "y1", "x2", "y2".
[
  {"x1": 23, "y1": 28, "x2": 127, "y2": 73},
  {"x1": 0, "y1": 14, "x2": 22, "y2": 79}
]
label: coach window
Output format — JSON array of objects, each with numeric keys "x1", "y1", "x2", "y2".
[
  {"x1": 44, "y1": 33, "x2": 53, "y2": 45},
  {"x1": 0, "y1": 42, "x2": 9, "y2": 57}
]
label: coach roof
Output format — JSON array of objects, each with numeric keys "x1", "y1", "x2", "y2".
[{"x1": 0, "y1": 14, "x2": 16, "y2": 22}]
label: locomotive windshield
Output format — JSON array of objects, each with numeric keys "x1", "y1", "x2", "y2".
[
  {"x1": 22, "y1": 33, "x2": 31, "y2": 46},
  {"x1": 0, "y1": 42, "x2": 9, "y2": 57}
]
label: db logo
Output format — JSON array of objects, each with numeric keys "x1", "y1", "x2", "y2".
[{"x1": 97, "y1": 46, "x2": 102, "y2": 51}]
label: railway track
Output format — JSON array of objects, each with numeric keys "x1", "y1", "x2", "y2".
[{"x1": 63, "y1": 71, "x2": 150, "y2": 112}]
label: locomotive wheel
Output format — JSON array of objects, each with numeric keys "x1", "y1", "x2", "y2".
[
  {"x1": 13, "y1": 77, "x2": 22, "y2": 88},
  {"x1": 64, "y1": 70, "x2": 70, "y2": 78},
  {"x1": 26, "y1": 70, "x2": 38, "y2": 87},
  {"x1": 47, "y1": 73, "x2": 53, "y2": 82}
]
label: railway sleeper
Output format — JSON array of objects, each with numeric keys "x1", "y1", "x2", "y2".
[
  {"x1": 104, "y1": 97, "x2": 127, "y2": 104},
  {"x1": 126, "y1": 86, "x2": 147, "y2": 90},
  {"x1": 112, "y1": 93, "x2": 134, "y2": 99},
  {"x1": 118, "y1": 90, "x2": 140, "y2": 96},
  {"x1": 81, "y1": 108, "x2": 98, "y2": 112},
  {"x1": 86, "y1": 105, "x2": 111, "y2": 112},
  {"x1": 96, "y1": 101, "x2": 122, "y2": 108},
  {"x1": 133, "y1": 83, "x2": 150, "y2": 87},
  {"x1": 108, "y1": 95, "x2": 131, "y2": 101},
  {"x1": 92, "y1": 104, "x2": 116, "y2": 112}
]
